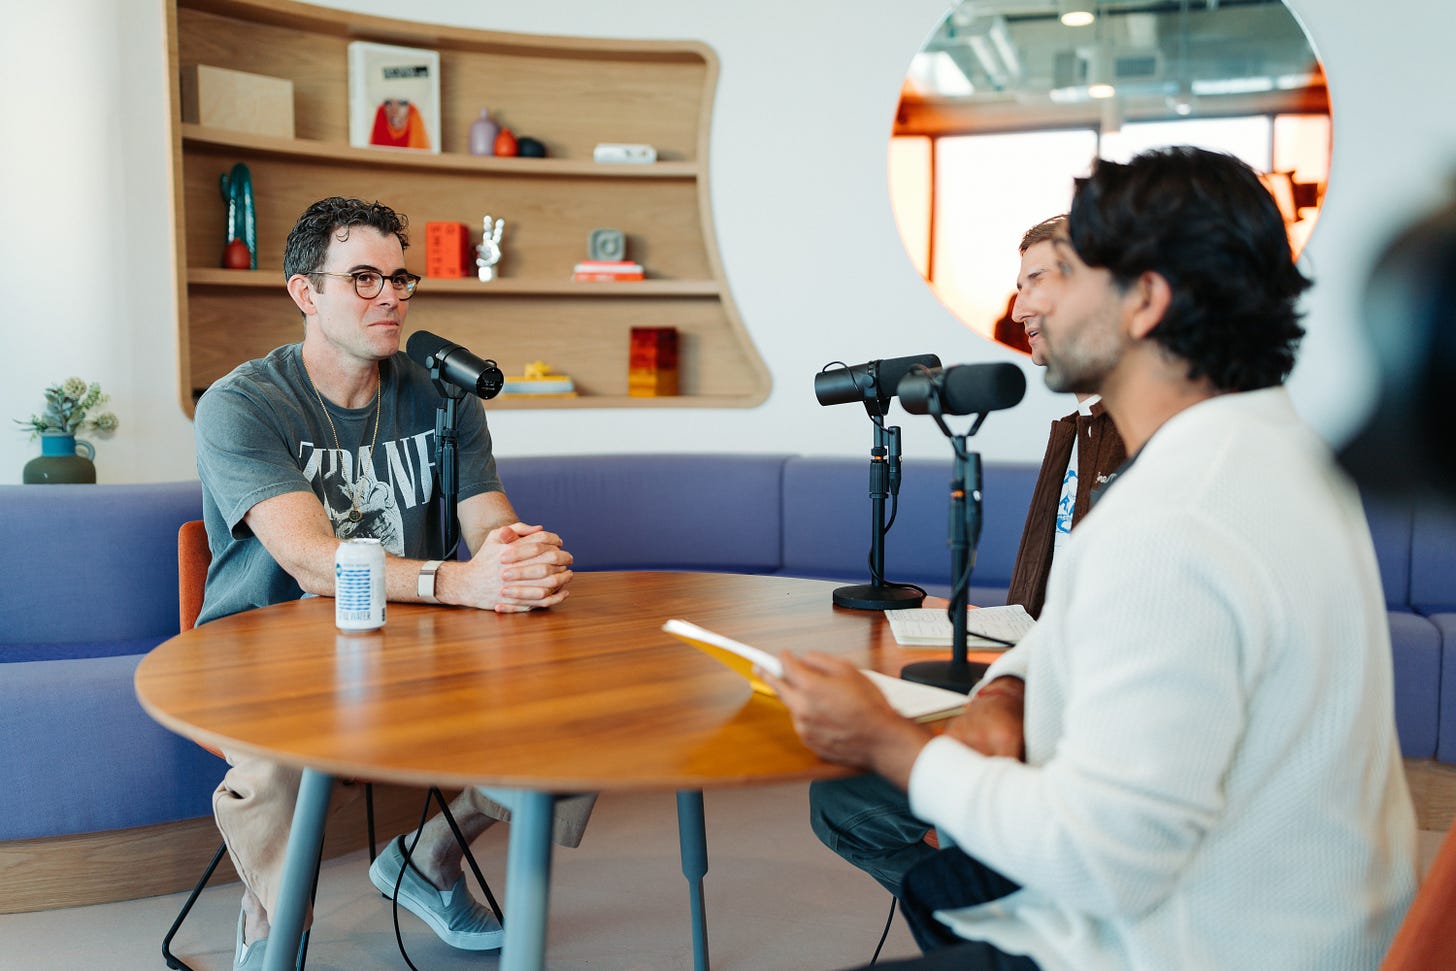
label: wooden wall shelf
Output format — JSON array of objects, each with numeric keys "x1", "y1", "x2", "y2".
[
  {"x1": 187, "y1": 268, "x2": 721, "y2": 297},
  {"x1": 166, "y1": 0, "x2": 769, "y2": 412}
]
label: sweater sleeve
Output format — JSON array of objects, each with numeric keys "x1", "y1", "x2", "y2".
[{"x1": 909, "y1": 508, "x2": 1277, "y2": 919}]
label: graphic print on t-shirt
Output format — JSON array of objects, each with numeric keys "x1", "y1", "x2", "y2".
[
  {"x1": 1056, "y1": 468, "x2": 1077, "y2": 536},
  {"x1": 297, "y1": 430, "x2": 436, "y2": 555}
]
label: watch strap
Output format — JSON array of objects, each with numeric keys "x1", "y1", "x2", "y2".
[{"x1": 418, "y1": 559, "x2": 444, "y2": 604}]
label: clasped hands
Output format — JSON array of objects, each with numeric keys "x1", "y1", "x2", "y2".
[
  {"x1": 456, "y1": 521, "x2": 574, "y2": 613},
  {"x1": 762, "y1": 654, "x2": 1025, "y2": 787}
]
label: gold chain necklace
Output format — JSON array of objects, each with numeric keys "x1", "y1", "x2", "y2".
[{"x1": 302, "y1": 354, "x2": 381, "y2": 524}]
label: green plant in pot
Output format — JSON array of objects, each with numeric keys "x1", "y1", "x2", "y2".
[{"x1": 16, "y1": 377, "x2": 119, "y2": 484}]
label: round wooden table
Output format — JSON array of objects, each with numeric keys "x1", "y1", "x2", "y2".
[{"x1": 135, "y1": 571, "x2": 962, "y2": 970}]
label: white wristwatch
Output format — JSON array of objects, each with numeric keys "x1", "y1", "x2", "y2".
[{"x1": 418, "y1": 559, "x2": 444, "y2": 604}]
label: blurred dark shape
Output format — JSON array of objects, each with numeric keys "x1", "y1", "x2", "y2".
[
  {"x1": 992, "y1": 292, "x2": 1032, "y2": 356},
  {"x1": 1339, "y1": 196, "x2": 1456, "y2": 504}
]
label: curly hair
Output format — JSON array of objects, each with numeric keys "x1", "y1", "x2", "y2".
[
  {"x1": 282, "y1": 196, "x2": 410, "y2": 282},
  {"x1": 1069, "y1": 147, "x2": 1310, "y2": 392}
]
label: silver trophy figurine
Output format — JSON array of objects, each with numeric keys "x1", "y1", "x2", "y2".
[{"x1": 477, "y1": 214, "x2": 505, "y2": 282}]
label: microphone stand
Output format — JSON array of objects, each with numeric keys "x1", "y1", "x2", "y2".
[
  {"x1": 901, "y1": 410, "x2": 991, "y2": 693},
  {"x1": 833, "y1": 399, "x2": 925, "y2": 611},
  {"x1": 428, "y1": 370, "x2": 467, "y2": 557}
]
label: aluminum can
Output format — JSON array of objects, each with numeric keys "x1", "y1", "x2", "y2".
[{"x1": 335, "y1": 538, "x2": 386, "y2": 631}]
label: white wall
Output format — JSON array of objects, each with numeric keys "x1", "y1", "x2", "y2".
[{"x1": 3, "y1": 0, "x2": 1454, "y2": 484}]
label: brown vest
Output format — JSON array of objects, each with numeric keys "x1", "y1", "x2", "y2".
[{"x1": 1005, "y1": 403, "x2": 1127, "y2": 618}]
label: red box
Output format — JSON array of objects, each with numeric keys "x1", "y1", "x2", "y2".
[
  {"x1": 425, "y1": 221, "x2": 471, "y2": 278},
  {"x1": 629, "y1": 327, "x2": 679, "y2": 396}
]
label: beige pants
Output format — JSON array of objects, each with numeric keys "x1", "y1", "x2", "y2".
[{"x1": 214, "y1": 753, "x2": 597, "y2": 919}]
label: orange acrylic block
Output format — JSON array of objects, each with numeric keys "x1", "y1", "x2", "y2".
[{"x1": 425, "y1": 221, "x2": 472, "y2": 278}]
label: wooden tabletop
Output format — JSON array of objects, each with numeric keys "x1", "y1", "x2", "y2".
[{"x1": 135, "y1": 572, "x2": 984, "y2": 793}]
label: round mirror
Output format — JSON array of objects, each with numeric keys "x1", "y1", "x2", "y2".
[{"x1": 890, "y1": 0, "x2": 1329, "y2": 355}]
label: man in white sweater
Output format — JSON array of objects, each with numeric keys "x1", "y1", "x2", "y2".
[{"x1": 765, "y1": 146, "x2": 1418, "y2": 971}]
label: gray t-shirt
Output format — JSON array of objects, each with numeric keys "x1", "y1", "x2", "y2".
[{"x1": 193, "y1": 343, "x2": 502, "y2": 625}]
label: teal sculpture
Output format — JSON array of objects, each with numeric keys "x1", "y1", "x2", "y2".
[{"x1": 220, "y1": 162, "x2": 257, "y2": 269}]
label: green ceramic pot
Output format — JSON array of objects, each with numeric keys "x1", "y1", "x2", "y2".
[{"x1": 23, "y1": 433, "x2": 97, "y2": 484}]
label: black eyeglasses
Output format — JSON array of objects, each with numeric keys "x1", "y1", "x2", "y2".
[{"x1": 313, "y1": 270, "x2": 422, "y2": 300}]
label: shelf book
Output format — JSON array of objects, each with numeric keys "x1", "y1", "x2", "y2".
[
  {"x1": 572, "y1": 260, "x2": 645, "y2": 282},
  {"x1": 662, "y1": 619, "x2": 968, "y2": 723}
]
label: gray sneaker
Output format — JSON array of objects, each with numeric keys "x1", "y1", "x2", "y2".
[
  {"x1": 368, "y1": 836, "x2": 504, "y2": 950},
  {"x1": 233, "y1": 909, "x2": 268, "y2": 971}
]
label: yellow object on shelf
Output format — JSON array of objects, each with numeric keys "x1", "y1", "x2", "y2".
[{"x1": 500, "y1": 360, "x2": 578, "y2": 397}]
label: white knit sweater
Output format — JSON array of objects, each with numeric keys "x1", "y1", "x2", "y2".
[{"x1": 909, "y1": 388, "x2": 1417, "y2": 971}]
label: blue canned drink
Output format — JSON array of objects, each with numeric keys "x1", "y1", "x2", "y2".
[{"x1": 335, "y1": 538, "x2": 386, "y2": 631}]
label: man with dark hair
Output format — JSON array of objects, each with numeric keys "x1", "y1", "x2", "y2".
[
  {"x1": 768, "y1": 148, "x2": 1417, "y2": 970},
  {"x1": 195, "y1": 196, "x2": 594, "y2": 970},
  {"x1": 805, "y1": 214, "x2": 1126, "y2": 899}
]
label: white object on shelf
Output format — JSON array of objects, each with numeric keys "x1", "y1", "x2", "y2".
[{"x1": 593, "y1": 143, "x2": 657, "y2": 164}]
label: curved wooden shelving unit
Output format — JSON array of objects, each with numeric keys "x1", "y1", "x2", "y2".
[{"x1": 166, "y1": 0, "x2": 769, "y2": 412}]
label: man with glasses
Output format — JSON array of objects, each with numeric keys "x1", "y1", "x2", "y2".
[{"x1": 194, "y1": 196, "x2": 592, "y2": 970}]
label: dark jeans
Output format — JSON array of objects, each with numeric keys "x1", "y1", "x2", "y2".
[
  {"x1": 856, "y1": 846, "x2": 1041, "y2": 971},
  {"x1": 808, "y1": 773, "x2": 938, "y2": 896}
]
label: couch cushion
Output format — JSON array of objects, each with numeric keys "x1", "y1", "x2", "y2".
[
  {"x1": 0, "y1": 654, "x2": 226, "y2": 840},
  {"x1": 1389, "y1": 611, "x2": 1442, "y2": 759},
  {"x1": 1362, "y1": 494, "x2": 1414, "y2": 609},
  {"x1": 1432, "y1": 613, "x2": 1456, "y2": 764},
  {"x1": 496, "y1": 454, "x2": 791, "y2": 574},
  {"x1": 1411, "y1": 503, "x2": 1456, "y2": 614},
  {"x1": 0, "y1": 482, "x2": 203, "y2": 655}
]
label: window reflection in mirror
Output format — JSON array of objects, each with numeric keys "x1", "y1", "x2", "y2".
[{"x1": 890, "y1": 0, "x2": 1329, "y2": 353}]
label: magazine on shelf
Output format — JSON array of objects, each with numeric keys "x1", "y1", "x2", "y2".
[{"x1": 348, "y1": 41, "x2": 441, "y2": 153}]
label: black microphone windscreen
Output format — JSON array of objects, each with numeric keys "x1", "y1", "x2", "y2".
[
  {"x1": 939, "y1": 363, "x2": 1026, "y2": 415},
  {"x1": 898, "y1": 363, "x2": 1026, "y2": 416},
  {"x1": 876, "y1": 354, "x2": 942, "y2": 399},
  {"x1": 813, "y1": 353, "x2": 941, "y2": 406},
  {"x1": 406, "y1": 329, "x2": 452, "y2": 366}
]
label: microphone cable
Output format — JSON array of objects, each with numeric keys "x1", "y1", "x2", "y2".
[
  {"x1": 870, "y1": 895, "x2": 898, "y2": 965},
  {"x1": 389, "y1": 789, "x2": 436, "y2": 971},
  {"x1": 391, "y1": 788, "x2": 505, "y2": 970}
]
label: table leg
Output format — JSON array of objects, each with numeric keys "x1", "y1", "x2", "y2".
[
  {"x1": 501, "y1": 789, "x2": 555, "y2": 971},
  {"x1": 676, "y1": 789, "x2": 710, "y2": 971},
  {"x1": 263, "y1": 769, "x2": 333, "y2": 971}
]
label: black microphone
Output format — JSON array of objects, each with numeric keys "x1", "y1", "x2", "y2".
[
  {"x1": 814, "y1": 354, "x2": 942, "y2": 407},
  {"x1": 406, "y1": 330, "x2": 504, "y2": 400},
  {"x1": 897, "y1": 363, "x2": 1026, "y2": 416}
]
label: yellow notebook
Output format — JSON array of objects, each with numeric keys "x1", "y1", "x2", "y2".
[
  {"x1": 662, "y1": 618, "x2": 781, "y2": 695},
  {"x1": 662, "y1": 619, "x2": 968, "y2": 723}
]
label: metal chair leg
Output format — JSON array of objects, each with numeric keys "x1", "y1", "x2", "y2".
[
  {"x1": 366, "y1": 782, "x2": 378, "y2": 864},
  {"x1": 162, "y1": 842, "x2": 228, "y2": 971}
]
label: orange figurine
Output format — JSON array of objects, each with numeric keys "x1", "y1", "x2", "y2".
[{"x1": 494, "y1": 128, "x2": 519, "y2": 157}]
